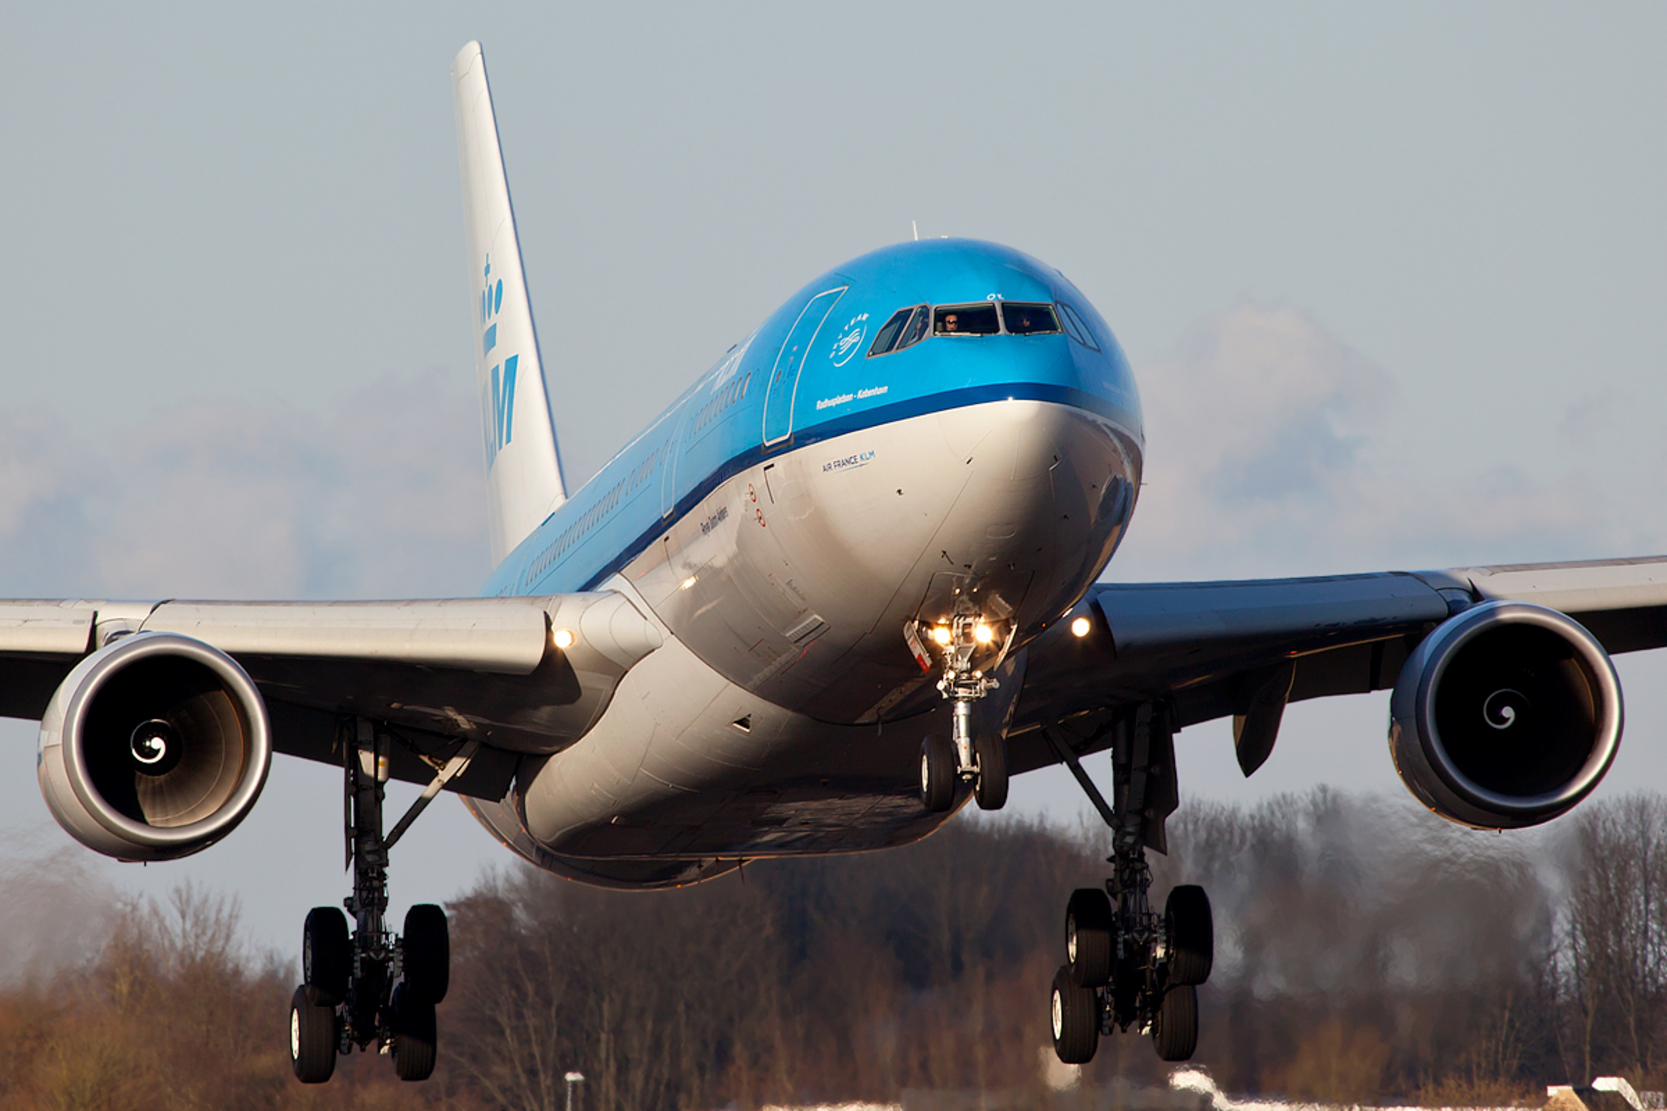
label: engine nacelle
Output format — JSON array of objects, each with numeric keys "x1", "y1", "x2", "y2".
[
  {"x1": 38, "y1": 632, "x2": 272, "y2": 861},
  {"x1": 1389, "y1": 600, "x2": 1621, "y2": 829}
]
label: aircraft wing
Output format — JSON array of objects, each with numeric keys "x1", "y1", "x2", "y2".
[
  {"x1": 1008, "y1": 556, "x2": 1667, "y2": 777},
  {"x1": 0, "y1": 592, "x2": 663, "y2": 799}
]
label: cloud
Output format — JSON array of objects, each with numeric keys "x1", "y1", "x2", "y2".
[
  {"x1": 0, "y1": 372, "x2": 491, "y2": 600},
  {"x1": 1114, "y1": 301, "x2": 1633, "y2": 580}
]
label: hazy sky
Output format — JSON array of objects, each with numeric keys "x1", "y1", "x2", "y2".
[{"x1": 2, "y1": 2, "x2": 1665, "y2": 956}]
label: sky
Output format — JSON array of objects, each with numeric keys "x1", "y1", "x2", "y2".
[{"x1": 1, "y1": 2, "x2": 1665, "y2": 958}]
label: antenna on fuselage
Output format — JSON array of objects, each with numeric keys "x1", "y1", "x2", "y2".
[{"x1": 912, "y1": 220, "x2": 919, "y2": 242}]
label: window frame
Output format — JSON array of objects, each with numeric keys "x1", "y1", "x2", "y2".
[
  {"x1": 866, "y1": 306, "x2": 915, "y2": 358},
  {"x1": 866, "y1": 304, "x2": 931, "y2": 358},
  {"x1": 998, "y1": 301, "x2": 1063, "y2": 336},
  {"x1": 932, "y1": 302, "x2": 1003, "y2": 337},
  {"x1": 1056, "y1": 302, "x2": 1101, "y2": 351}
]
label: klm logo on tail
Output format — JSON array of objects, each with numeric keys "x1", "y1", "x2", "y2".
[{"x1": 479, "y1": 255, "x2": 517, "y2": 467}]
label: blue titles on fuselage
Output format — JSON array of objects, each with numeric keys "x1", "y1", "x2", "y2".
[{"x1": 491, "y1": 239, "x2": 1143, "y2": 598}]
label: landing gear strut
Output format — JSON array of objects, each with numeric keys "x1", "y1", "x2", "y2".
[
  {"x1": 916, "y1": 614, "x2": 1010, "y2": 813},
  {"x1": 290, "y1": 720, "x2": 461, "y2": 1084},
  {"x1": 1043, "y1": 705, "x2": 1213, "y2": 1065}
]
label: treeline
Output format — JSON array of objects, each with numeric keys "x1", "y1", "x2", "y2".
[{"x1": 0, "y1": 791, "x2": 1664, "y2": 1110}]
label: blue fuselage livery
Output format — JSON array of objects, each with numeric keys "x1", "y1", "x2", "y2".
[{"x1": 489, "y1": 239, "x2": 1142, "y2": 603}]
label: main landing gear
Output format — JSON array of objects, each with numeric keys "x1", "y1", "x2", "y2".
[
  {"x1": 290, "y1": 720, "x2": 467, "y2": 1084},
  {"x1": 1043, "y1": 705, "x2": 1214, "y2": 1065},
  {"x1": 918, "y1": 614, "x2": 1009, "y2": 813}
]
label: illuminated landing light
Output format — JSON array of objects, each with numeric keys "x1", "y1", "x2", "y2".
[
  {"x1": 1070, "y1": 616, "x2": 1091, "y2": 638},
  {"x1": 974, "y1": 623, "x2": 994, "y2": 645},
  {"x1": 680, "y1": 576, "x2": 698, "y2": 591},
  {"x1": 931, "y1": 625, "x2": 952, "y2": 646},
  {"x1": 553, "y1": 628, "x2": 575, "y2": 650}
]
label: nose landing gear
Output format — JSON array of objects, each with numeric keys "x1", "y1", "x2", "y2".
[
  {"x1": 1043, "y1": 706, "x2": 1213, "y2": 1065},
  {"x1": 289, "y1": 720, "x2": 461, "y2": 1084},
  {"x1": 915, "y1": 614, "x2": 1011, "y2": 813}
]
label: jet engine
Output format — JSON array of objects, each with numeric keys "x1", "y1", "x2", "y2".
[
  {"x1": 38, "y1": 631, "x2": 272, "y2": 861},
  {"x1": 1389, "y1": 600, "x2": 1621, "y2": 829}
]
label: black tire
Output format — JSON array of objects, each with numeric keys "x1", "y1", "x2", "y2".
[
  {"x1": 389, "y1": 983, "x2": 437, "y2": 1082},
  {"x1": 289, "y1": 984, "x2": 338, "y2": 1084},
  {"x1": 402, "y1": 904, "x2": 450, "y2": 1005},
  {"x1": 1065, "y1": 888, "x2": 1113, "y2": 987},
  {"x1": 303, "y1": 906, "x2": 351, "y2": 1006},
  {"x1": 1165, "y1": 884, "x2": 1213, "y2": 986},
  {"x1": 1050, "y1": 964, "x2": 1099, "y2": 1064},
  {"x1": 920, "y1": 735, "x2": 956, "y2": 812},
  {"x1": 973, "y1": 733, "x2": 1008, "y2": 811},
  {"x1": 1152, "y1": 983, "x2": 1198, "y2": 1062}
]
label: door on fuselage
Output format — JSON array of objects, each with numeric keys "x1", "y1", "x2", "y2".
[{"x1": 762, "y1": 286, "x2": 846, "y2": 446}]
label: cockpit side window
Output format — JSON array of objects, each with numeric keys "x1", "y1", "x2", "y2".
[
  {"x1": 895, "y1": 305, "x2": 930, "y2": 350},
  {"x1": 867, "y1": 308, "x2": 913, "y2": 357},
  {"x1": 1057, "y1": 303, "x2": 1100, "y2": 351},
  {"x1": 868, "y1": 304, "x2": 930, "y2": 358},
  {"x1": 934, "y1": 303, "x2": 1000, "y2": 335},
  {"x1": 1000, "y1": 302, "x2": 1061, "y2": 335}
]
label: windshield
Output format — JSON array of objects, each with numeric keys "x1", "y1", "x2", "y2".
[
  {"x1": 1000, "y1": 302, "x2": 1061, "y2": 335},
  {"x1": 934, "y1": 303, "x2": 1000, "y2": 335}
]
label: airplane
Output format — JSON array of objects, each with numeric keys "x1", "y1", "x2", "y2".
[{"x1": 3, "y1": 39, "x2": 1664, "y2": 1082}]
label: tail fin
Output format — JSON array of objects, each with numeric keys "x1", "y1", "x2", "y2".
[{"x1": 452, "y1": 41, "x2": 567, "y2": 566}]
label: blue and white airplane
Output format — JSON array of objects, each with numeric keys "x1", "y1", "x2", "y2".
[{"x1": 4, "y1": 42, "x2": 1665, "y2": 1080}]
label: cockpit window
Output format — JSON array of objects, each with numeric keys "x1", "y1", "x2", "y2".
[
  {"x1": 934, "y1": 303, "x2": 1000, "y2": 335},
  {"x1": 895, "y1": 305, "x2": 930, "y2": 350},
  {"x1": 1000, "y1": 302, "x2": 1061, "y2": 335},
  {"x1": 868, "y1": 308, "x2": 912, "y2": 357},
  {"x1": 1056, "y1": 303, "x2": 1100, "y2": 351},
  {"x1": 868, "y1": 305, "x2": 930, "y2": 357}
]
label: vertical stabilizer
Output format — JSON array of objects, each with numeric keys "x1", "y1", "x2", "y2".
[{"x1": 452, "y1": 41, "x2": 567, "y2": 566}]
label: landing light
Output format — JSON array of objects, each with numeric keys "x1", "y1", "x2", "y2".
[
  {"x1": 931, "y1": 626, "x2": 951, "y2": 646},
  {"x1": 553, "y1": 628, "x2": 575, "y2": 650},
  {"x1": 680, "y1": 576, "x2": 698, "y2": 591},
  {"x1": 1070, "y1": 616, "x2": 1091, "y2": 638},
  {"x1": 974, "y1": 623, "x2": 994, "y2": 645}
]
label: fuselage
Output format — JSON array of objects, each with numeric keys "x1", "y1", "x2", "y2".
[{"x1": 469, "y1": 239, "x2": 1145, "y2": 882}]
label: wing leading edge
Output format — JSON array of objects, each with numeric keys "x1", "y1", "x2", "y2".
[
  {"x1": 0, "y1": 592, "x2": 662, "y2": 798},
  {"x1": 1011, "y1": 555, "x2": 1667, "y2": 777}
]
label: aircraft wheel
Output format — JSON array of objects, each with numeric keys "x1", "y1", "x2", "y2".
[
  {"x1": 1050, "y1": 964, "x2": 1099, "y2": 1064},
  {"x1": 920, "y1": 735, "x2": 956, "y2": 812},
  {"x1": 289, "y1": 984, "x2": 338, "y2": 1083},
  {"x1": 1151, "y1": 983, "x2": 1198, "y2": 1062},
  {"x1": 973, "y1": 733, "x2": 1008, "y2": 811},
  {"x1": 303, "y1": 906, "x2": 351, "y2": 1006},
  {"x1": 1165, "y1": 885, "x2": 1213, "y2": 985},
  {"x1": 1065, "y1": 888, "x2": 1113, "y2": 987},
  {"x1": 389, "y1": 983, "x2": 437, "y2": 1082},
  {"x1": 402, "y1": 904, "x2": 450, "y2": 1004}
]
